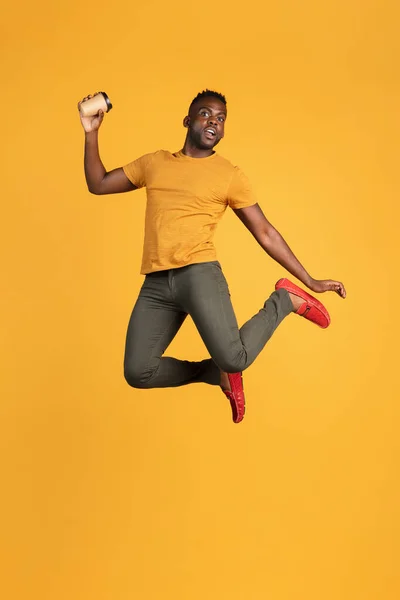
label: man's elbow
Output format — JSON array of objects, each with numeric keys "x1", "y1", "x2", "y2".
[
  {"x1": 87, "y1": 181, "x2": 105, "y2": 195},
  {"x1": 88, "y1": 187, "x2": 102, "y2": 195},
  {"x1": 259, "y1": 226, "x2": 280, "y2": 249}
]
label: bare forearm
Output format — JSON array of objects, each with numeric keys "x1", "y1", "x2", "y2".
[
  {"x1": 233, "y1": 204, "x2": 345, "y2": 297},
  {"x1": 84, "y1": 131, "x2": 106, "y2": 193},
  {"x1": 260, "y1": 227, "x2": 313, "y2": 287},
  {"x1": 78, "y1": 97, "x2": 134, "y2": 195}
]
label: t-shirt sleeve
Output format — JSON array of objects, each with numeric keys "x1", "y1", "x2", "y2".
[
  {"x1": 226, "y1": 167, "x2": 258, "y2": 209},
  {"x1": 122, "y1": 152, "x2": 155, "y2": 188}
]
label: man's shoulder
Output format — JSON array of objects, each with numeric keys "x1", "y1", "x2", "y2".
[
  {"x1": 128, "y1": 149, "x2": 171, "y2": 162},
  {"x1": 151, "y1": 149, "x2": 171, "y2": 157},
  {"x1": 214, "y1": 153, "x2": 242, "y2": 172}
]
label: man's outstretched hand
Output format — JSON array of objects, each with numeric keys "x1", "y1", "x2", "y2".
[{"x1": 308, "y1": 279, "x2": 346, "y2": 298}]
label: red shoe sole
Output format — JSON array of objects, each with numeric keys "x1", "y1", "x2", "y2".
[
  {"x1": 223, "y1": 372, "x2": 245, "y2": 423},
  {"x1": 275, "y1": 278, "x2": 331, "y2": 328}
]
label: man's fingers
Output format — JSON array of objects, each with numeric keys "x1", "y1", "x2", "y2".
[
  {"x1": 329, "y1": 281, "x2": 339, "y2": 292},
  {"x1": 334, "y1": 281, "x2": 346, "y2": 298},
  {"x1": 78, "y1": 95, "x2": 90, "y2": 108},
  {"x1": 322, "y1": 279, "x2": 346, "y2": 298}
]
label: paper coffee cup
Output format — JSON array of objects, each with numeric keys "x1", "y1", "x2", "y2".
[{"x1": 79, "y1": 92, "x2": 113, "y2": 117}]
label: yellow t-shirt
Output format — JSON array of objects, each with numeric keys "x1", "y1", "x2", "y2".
[{"x1": 122, "y1": 149, "x2": 257, "y2": 274}]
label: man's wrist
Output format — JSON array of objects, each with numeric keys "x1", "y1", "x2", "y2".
[
  {"x1": 85, "y1": 130, "x2": 99, "y2": 140},
  {"x1": 304, "y1": 275, "x2": 315, "y2": 289}
]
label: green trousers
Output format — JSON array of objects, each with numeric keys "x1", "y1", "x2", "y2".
[{"x1": 124, "y1": 261, "x2": 293, "y2": 388}]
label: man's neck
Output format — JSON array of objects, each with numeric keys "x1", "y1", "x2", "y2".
[{"x1": 181, "y1": 139, "x2": 215, "y2": 158}]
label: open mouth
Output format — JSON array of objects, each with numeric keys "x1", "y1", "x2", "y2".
[{"x1": 204, "y1": 128, "x2": 217, "y2": 139}]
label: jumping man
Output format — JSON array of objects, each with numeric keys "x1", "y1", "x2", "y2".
[{"x1": 78, "y1": 89, "x2": 346, "y2": 423}]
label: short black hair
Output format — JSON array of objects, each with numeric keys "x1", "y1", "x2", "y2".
[{"x1": 189, "y1": 89, "x2": 227, "y2": 111}]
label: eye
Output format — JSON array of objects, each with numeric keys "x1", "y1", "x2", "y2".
[
  {"x1": 200, "y1": 110, "x2": 210, "y2": 117},
  {"x1": 218, "y1": 116, "x2": 225, "y2": 122}
]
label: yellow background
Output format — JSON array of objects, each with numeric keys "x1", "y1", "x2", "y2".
[{"x1": 2, "y1": 1, "x2": 400, "y2": 598}]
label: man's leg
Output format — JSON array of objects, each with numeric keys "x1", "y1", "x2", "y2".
[
  {"x1": 123, "y1": 271, "x2": 220, "y2": 389},
  {"x1": 173, "y1": 261, "x2": 294, "y2": 374}
]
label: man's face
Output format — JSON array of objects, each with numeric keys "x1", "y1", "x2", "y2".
[{"x1": 185, "y1": 97, "x2": 227, "y2": 150}]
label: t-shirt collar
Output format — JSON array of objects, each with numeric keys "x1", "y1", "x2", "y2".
[{"x1": 173, "y1": 150, "x2": 217, "y2": 161}]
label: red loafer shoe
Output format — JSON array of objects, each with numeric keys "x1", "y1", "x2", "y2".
[
  {"x1": 275, "y1": 278, "x2": 331, "y2": 329},
  {"x1": 222, "y1": 372, "x2": 245, "y2": 423}
]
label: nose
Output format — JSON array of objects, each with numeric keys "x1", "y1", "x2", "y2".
[{"x1": 207, "y1": 115, "x2": 218, "y2": 126}]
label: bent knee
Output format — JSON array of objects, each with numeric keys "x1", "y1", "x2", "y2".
[
  {"x1": 216, "y1": 354, "x2": 247, "y2": 374},
  {"x1": 124, "y1": 363, "x2": 155, "y2": 389}
]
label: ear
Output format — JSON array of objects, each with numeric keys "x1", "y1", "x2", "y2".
[{"x1": 183, "y1": 116, "x2": 190, "y2": 128}]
